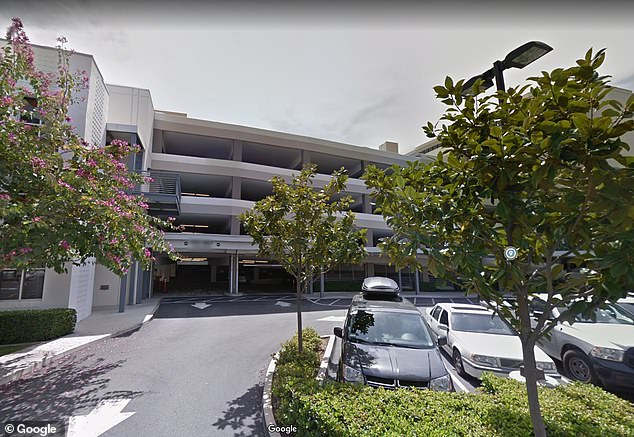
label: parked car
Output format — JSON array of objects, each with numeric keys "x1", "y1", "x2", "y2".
[
  {"x1": 333, "y1": 277, "x2": 452, "y2": 391},
  {"x1": 617, "y1": 292, "x2": 634, "y2": 315},
  {"x1": 529, "y1": 295, "x2": 634, "y2": 390},
  {"x1": 424, "y1": 303, "x2": 557, "y2": 380}
]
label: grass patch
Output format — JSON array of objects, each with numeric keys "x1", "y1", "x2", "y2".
[{"x1": 0, "y1": 343, "x2": 37, "y2": 357}]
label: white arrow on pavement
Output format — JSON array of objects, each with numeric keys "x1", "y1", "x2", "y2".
[
  {"x1": 316, "y1": 316, "x2": 346, "y2": 322},
  {"x1": 191, "y1": 302, "x2": 211, "y2": 310},
  {"x1": 275, "y1": 300, "x2": 292, "y2": 308},
  {"x1": 67, "y1": 399, "x2": 135, "y2": 437}
]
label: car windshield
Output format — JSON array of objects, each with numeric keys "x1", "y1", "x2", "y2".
[
  {"x1": 567, "y1": 303, "x2": 634, "y2": 325},
  {"x1": 451, "y1": 312, "x2": 515, "y2": 335},
  {"x1": 347, "y1": 310, "x2": 434, "y2": 349}
]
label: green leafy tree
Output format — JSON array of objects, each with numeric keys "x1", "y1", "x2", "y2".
[
  {"x1": 364, "y1": 49, "x2": 633, "y2": 437},
  {"x1": 0, "y1": 18, "x2": 176, "y2": 275},
  {"x1": 240, "y1": 164, "x2": 366, "y2": 351}
]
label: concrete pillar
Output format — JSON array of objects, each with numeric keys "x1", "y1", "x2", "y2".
[
  {"x1": 118, "y1": 274, "x2": 128, "y2": 313},
  {"x1": 128, "y1": 264, "x2": 137, "y2": 305},
  {"x1": 320, "y1": 269, "x2": 325, "y2": 299},
  {"x1": 232, "y1": 139, "x2": 243, "y2": 161},
  {"x1": 229, "y1": 253, "x2": 239, "y2": 295},
  {"x1": 302, "y1": 149, "x2": 311, "y2": 166},
  {"x1": 136, "y1": 262, "x2": 144, "y2": 303},
  {"x1": 365, "y1": 263, "x2": 375, "y2": 277},
  {"x1": 422, "y1": 265, "x2": 429, "y2": 282},
  {"x1": 415, "y1": 268, "x2": 420, "y2": 294},
  {"x1": 210, "y1": 265, "x2": 217, "y2": 282}
]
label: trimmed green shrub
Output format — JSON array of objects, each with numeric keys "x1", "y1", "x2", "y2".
[
  {"x1": 315, "y1": 280, "x2": 363, "y2": 292},
  {"x1": 0, "y1": 308, "x2": 76, "y2": 344},
  {"x1": 272, "y1": 330, "x2": 634, "y2": 436}
]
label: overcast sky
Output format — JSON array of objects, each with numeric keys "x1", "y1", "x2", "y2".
[{"x1": 1, "y1": 1, "x2": 633, "y2": 154}]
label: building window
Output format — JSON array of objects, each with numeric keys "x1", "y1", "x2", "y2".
[
  {"x1": 0, "y1": 269, "x2": 45, "y2": 300},
  {"x1": 21, "y1": 97, "x2": 42, "y2": 125}
]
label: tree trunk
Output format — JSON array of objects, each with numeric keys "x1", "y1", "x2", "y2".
[
  {"x1": 517, "y1": 293, "x2": 547, "y2": 437},
  {"x1": 296, "y1": 277, "x2": 303, "y2": 352}
]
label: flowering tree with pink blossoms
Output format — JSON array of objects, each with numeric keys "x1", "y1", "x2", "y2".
[{"x1": 0, "y1": 18, "x2": 177, "y2": 275}]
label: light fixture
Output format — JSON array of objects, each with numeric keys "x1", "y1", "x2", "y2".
[{"x1": 461, "y1": 41, "x2": 553, "y2": 96}]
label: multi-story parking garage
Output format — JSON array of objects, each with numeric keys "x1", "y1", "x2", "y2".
[
  {"x1": 0, "y1": 41, "x2": 444, "y2": 320},
  {"x1": 147, "y1": 110, "x2": 433, "y2": 295}
]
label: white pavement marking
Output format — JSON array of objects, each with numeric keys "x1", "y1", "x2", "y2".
[
  {"x1": 142, "y1": 315, "x2": 153, "y2": 323},
  {"x1": 449, "y1": 371, "x2": 469, "y2": 393},
  {"x1": 316, "y1": 316, "x2": 346, "y2": 322},
  {"x1": 328, "y1": 299, "x2": 340, "y2": 306},
  {"x1": 191, "y1": 303, "x2": 211, "y2": 310},
  {"x1": 275, "y1": 300, "x2": 292, "y2": 308},
  {"x1": 439, "y1": 352, "x2": 471, "y2": 393},
  {"x1": 67, "y1": 399, "x2": 135, "y2": 437}
]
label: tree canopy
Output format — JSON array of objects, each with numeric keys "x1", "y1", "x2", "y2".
[
  {"x1": 240, "y1": 164, "x2": 366, "y2": 350},
  {"x1": 0, "y1": 18, "x2": 176, "y2": 275},
  {"x1": 364, "y1": 48, "x2": 633, "y2": 436}
]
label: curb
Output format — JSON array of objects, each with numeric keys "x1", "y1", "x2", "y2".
[
  {"x1": 262, "y1": 334, "x2": 336, "y2": 437},
  {"x1": 0, "y1": 299, "x2": 162, "y2": 386}
]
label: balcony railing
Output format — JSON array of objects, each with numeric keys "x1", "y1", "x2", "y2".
[{"x1": 130, "y1": 170, "x2": 181, "y2": 216}]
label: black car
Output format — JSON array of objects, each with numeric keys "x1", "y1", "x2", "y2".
[{"x1": 333, "y1": 277, "x2": 452, "y2": 391}]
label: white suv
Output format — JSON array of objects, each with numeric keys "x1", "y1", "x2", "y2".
[{"x1": 530, "y1": 296, "x2": 634, "y2": 390}]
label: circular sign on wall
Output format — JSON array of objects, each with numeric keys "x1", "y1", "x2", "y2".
[{"x1": 504, "y1": 247, "x2": 518, "y2": 260}]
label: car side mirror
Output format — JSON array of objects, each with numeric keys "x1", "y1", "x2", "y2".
[
  {"x1": 333, "y1": 327, "x2": 343, "y2": 338},
  {"x1": 438, "y1": 323, "x2": 449, "y2": 331},
  {"x1": 437, "y1": 335, "x2": 447, "y2": 346}
]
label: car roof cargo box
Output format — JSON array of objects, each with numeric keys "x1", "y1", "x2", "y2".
[{"x1": 361, "y1": 277, "x2": 401, "y2": 301}]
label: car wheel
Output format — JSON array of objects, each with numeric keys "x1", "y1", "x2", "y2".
[
  {"x1": 453, "y1": 349, "x2": 467, "y2": 377},
  {"x1": 563, "y1": 349, "x2": 598, "y2": 384}
]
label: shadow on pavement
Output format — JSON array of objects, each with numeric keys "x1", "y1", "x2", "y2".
[
  {"x1": 0, "y1": 353, "x2": 143, "y2": 423},
  {"x1": 212, "y1": 383, "x2": 264, "y2": 437}
]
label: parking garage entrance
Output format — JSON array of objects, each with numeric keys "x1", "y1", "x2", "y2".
[{"x1": 153, "y1": 254, "x2": 463, "y2": 295}]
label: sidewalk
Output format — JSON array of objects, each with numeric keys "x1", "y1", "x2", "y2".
[{"x1": 0, "y1": 298, "x2": 161, "y2": 386}]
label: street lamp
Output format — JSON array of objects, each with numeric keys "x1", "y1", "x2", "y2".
[{"x1": 461, "y1": 41, "x2": 553, "y2": 95}]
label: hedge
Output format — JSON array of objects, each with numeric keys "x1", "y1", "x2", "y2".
[
  {"x1": 0, "y1": 308, "x2": 77, "y2": 344},
  {"x1": 272, "y1": 331, "x2": 634, "y2": 436}
]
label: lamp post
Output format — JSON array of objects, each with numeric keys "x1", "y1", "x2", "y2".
[{"x1": 462, "y1": 41, "x2": 553, "y2": 95}]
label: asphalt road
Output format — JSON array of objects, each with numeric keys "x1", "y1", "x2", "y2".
[{"x1": 11, "y1": 294, "x2": 629, "y2": 436}]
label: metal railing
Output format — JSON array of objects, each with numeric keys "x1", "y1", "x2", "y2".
[{"x1": 130, "y1": 170, "x2": 181, "y2": 214}]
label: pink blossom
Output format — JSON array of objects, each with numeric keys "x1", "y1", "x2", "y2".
[
  {"x1": 31, "y1": 157, "x2": 46, "y2": 168},
  {"x1": 86, "y1": 159, "x2": 97, "y2": 167},
  {"x1": 1, "y1": 96, "x2": 12, "y2": 106},
  {"x1": 167, "y1": 216, "x2": 176, "y2": 222},
  {"x1": 20, "y1": 247, "x2": 33, "y2": 254},
  {"x1": 32, "y1": 216, "x2": 42, "y2": 222},
  {"x1": 143, "y1": 248, "x2": 152, "y2": 258},
  {"x1": 0, "y1": 194, "x2": 10, "y2": 200},
  {"x1": 59, "y1": 240, "x2": 71, "y2": 250},
  {"x1": 58, "y1": 180, "x2": 75, "y2": 190}
]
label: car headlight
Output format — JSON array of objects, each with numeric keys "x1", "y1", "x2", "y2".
[
  {"x1": 589, "y1": 347, "x2": 624, "y2": 362},
  {"x1": 536, "y1": 361, "x2": 555, "y2": 371},
  {"x1": 471, "y1": 354, "x2": 500, "y2": 368},
  {"x1": 429, "y1": 374, "x2": 452, "y2": 392},
  {"x1": 343, "y1": 364, "x2": 364, "y2": 383}
]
